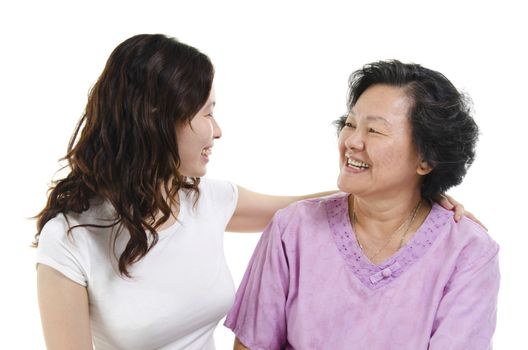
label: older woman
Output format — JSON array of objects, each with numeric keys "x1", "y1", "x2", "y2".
[{"x1": 225, "y1": 60, "x2": 499, "y2": 349}]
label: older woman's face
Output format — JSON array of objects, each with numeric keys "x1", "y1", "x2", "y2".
[{"x1": 337, "y1": 84, "x2": 428, "y2": 199}]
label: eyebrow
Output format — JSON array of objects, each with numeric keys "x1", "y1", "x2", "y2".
[{"x1": 349, "y1": 111, "x2": 391, "y2": 125}]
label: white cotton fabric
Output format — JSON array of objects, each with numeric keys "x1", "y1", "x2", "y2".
[{"x1": 37, "y1": 178, "x2": 238, "y2": 350}]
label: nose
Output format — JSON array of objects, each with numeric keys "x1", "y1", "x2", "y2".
[
  {"x1": 343, "y1": 128, "x2": 364, "y2": 151},
  {"x1": 212, "y1": 118, "x2": 222, "y2": 139}
]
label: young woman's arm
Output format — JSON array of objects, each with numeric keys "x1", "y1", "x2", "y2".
[
  {"x1": 226, "y1": 186, "x2": 475, "y2": 233},
  {"x1": 37, "y1": 265, "x2": 93, "y2": 350},
  {"x1": 234, "y1": 337, "x2": 250, "y2": 349},
  {"x1": 226, "y1": 186, "x2": 336, "y2": 232}
]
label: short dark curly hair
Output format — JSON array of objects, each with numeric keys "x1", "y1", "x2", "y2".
[{"x1": 335, "y1": 60, "x2": 479, "y2": 200}]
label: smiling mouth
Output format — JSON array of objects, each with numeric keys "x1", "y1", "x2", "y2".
[
  {"x1": 201, "y1": 148, "x2": 212, "y2": 157},
  {"x1": 346, "y1": 157, "x2": 370, "y2": 170}
]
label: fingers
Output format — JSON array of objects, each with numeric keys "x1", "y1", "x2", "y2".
[
  {"x1": 438, "y1": 193, "x2": 454, "y2": 210},
  {"x1": 438, "y1": 193, "x2": 488, "y2": 230},
  {"x1": 446, "y1": 194, "x2": 465, "y2": 222},
  {"x1": 436, "y1": 193, "x2": 462, "y2": 221}
]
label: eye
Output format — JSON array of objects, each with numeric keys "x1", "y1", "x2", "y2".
[
  {"x1": 368, "y1": 127, "x2": 382, "y2": 134},
  {"x1": 344, "y1": 122, "x2": 356, "y2": 128}
]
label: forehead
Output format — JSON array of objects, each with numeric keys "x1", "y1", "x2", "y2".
[{"x1": 351, "y1": 84, "x2": 411, "y2": 124}]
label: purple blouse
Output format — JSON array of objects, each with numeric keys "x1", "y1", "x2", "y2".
[{"x1": 225, "y1": 194, "x2": 499, "y2": 350}]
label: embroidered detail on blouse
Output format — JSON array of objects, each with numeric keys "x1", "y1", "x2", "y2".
[
  {"x1": 370, "y1": 262, "x2": 402, "y2": 284},
  {"x1": 325, "y1": 194, "x2": 451, "y2": 290}
]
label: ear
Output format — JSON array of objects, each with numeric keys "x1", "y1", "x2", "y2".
[{"x1": 417, "y1": 160, "x2": 433, "y2": 175}]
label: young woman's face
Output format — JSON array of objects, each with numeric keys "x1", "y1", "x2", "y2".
[
  {"x1": 337, "y1": 84, "x2": 429, "y2": 199},
  {"x1": 176, "y1": 87, "x2": 222, "y2": 177}
]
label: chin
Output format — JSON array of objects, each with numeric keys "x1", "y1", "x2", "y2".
[
  {"x1": 337, "y1": 186, "x2": 353, "y2": 194},
  {"x1": 336, "y1": 175, "x2": 351, "y2": 193},
  {"x1": 180, "y1": 167, "x2": 207, "y2": 178},
  {"x1": 196, "y1": 168, "x2": 207, "y2": 177},
  {"x1": 337, "y1": 174, "x2": 364, "y2": 195},
  {"x1": 190, "y1": 170, "x2": 206, "y2": 178}
]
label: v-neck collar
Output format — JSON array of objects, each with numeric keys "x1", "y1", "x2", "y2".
[{"x1": 325, "y1": 194, "x2": 451, "y2": 290}]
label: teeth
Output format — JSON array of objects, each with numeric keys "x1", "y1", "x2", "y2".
[
  {"x1": 201, "y1": 148, "x2": 212, "y2": 156},
  {"x1": 347, "y1": 158, "x2": 369, "y2": 169}
]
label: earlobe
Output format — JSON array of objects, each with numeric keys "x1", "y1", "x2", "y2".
[{"x1": 417, "y1": 160, "x2": 433, "y2": 175}]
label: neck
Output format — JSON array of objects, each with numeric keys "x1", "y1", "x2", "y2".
[{"x1": 349, "y1": 191, "x2": 423, "y2": 240}]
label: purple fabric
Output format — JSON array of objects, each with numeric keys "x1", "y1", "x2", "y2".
[{"x1": 225, "y1": 194, "x2": 499, "y2": 350}]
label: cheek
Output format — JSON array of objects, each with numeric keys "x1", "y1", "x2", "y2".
[
  {"x1": 193, "y1": 120, "x2": 213, "y2": 141},
  {"x1": 178, "y1": 121, "x2": 211, "y2": 148},
  {"x1": 175, "y1": 128, "x2": 189, "y2": 149},
  {"x1": 337, "y1": 138, "x2": 346, "y2": 166},
  {"x1": 374, "y1": 140, "x2": 418, "y2": 172},
  {"x1": 176, "y1": 126, "x2": 200, "y2": 160},
  {"x1": 377, "y1": 148, "x2": 397, "y2": 166},
  {"x1": 337, "y1": 132, "x2": 348, "y2": 152}
]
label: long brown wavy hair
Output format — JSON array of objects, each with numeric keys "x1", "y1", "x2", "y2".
[{"x1": 34, "y1": 34, "x2": 214, "y2": 277}]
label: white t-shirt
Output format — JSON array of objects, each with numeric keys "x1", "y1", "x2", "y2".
[{"x1": 36, "y1": 178, "x2": 238, "y2": 350}]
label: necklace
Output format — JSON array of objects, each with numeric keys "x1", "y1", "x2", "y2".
[{"x1": 352, "y1": 199, "x2": 422, "y2": 263}]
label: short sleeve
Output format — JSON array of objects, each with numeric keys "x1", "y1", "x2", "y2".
[
  {"x1": 224, "y1": 212, "x2": 290, "y2": 350},
  {"x1": 36, "y1": 215, "x2": 89, "y2": 286},
  {"x1": 199, "y1": 178, "x2": 238, "y2": 228},
  {"x1": 429, "y1": 230, "x2": 500, "y2": 349}
]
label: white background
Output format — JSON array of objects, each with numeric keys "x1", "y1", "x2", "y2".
[{"x1": 1, "y1": 0, "x2": 526, "y2": 348}]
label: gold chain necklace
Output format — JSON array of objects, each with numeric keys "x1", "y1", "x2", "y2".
[{"x1": 352, "y1": 199, "x2": 422, "y2": 263}]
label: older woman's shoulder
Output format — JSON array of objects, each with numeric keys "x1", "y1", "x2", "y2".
[
  {"x1": 434, "y1": 204, "x2": 499, "y2": 264},
  {"x1": 457, "y1": 216, "x2": 499, "y2": 262}
]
